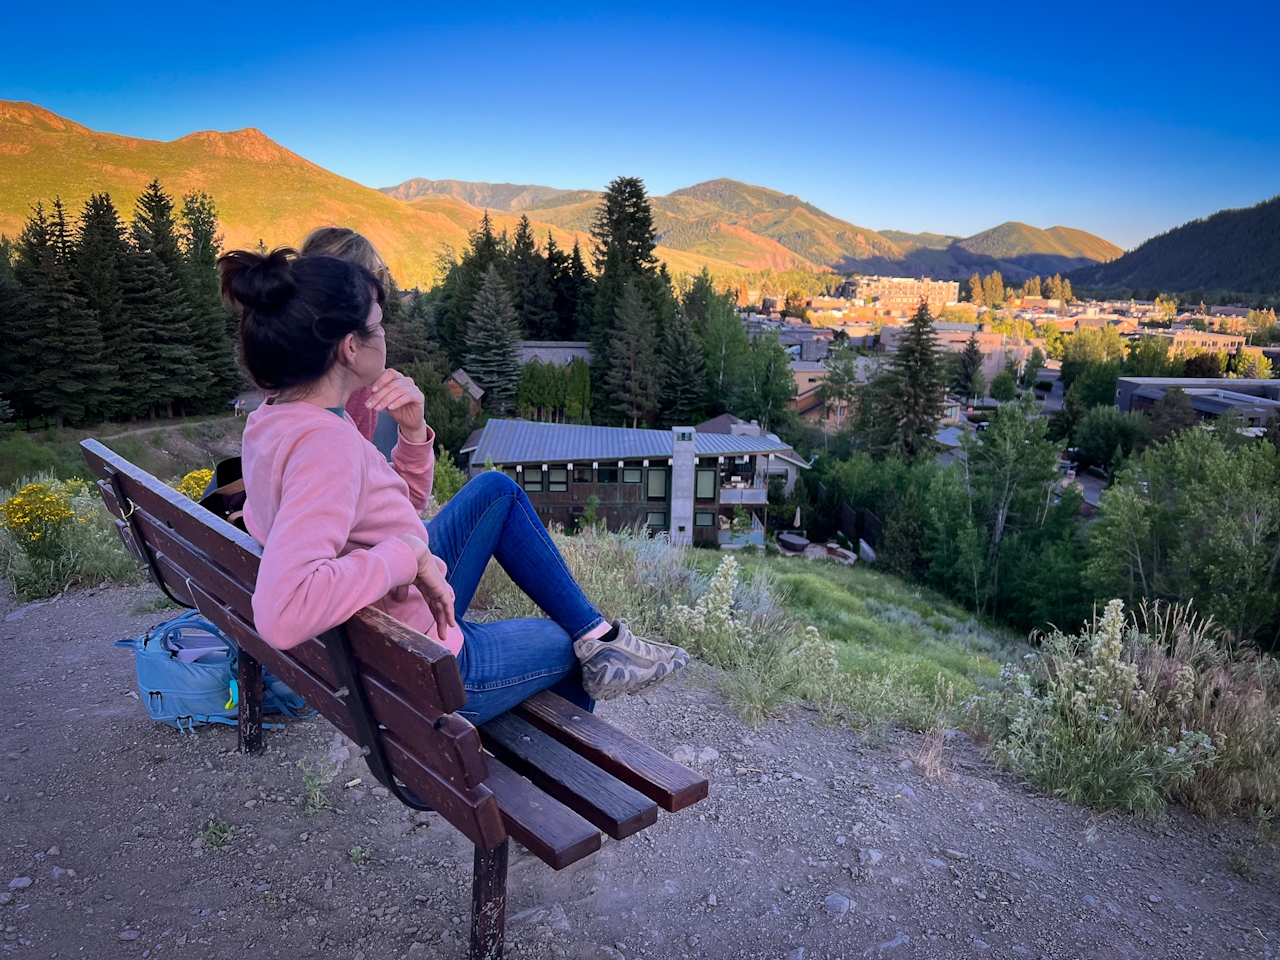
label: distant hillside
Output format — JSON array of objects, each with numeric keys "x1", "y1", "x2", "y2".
[
  {"x1": 0, "y1": 100, "x2": 1123, "y2": 291},
  {"x1": 521, "y1": 178, "x2": 1120, "y2": 281},
  {"x1": 1069, "y1": 195, "x2": 1280, "y2": 295},
  {"x1": 380, "y1": 178, "x2": 575, "y2": 211}
]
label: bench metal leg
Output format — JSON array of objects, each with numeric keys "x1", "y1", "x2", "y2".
[
  {"x1": 237, "y1": 651, "x2": 264, "y2": 755},
  {"x1": 470, "y1": 839, "x2": 509, "y2": 960}
]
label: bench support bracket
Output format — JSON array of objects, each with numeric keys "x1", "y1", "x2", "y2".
[
  {"x1": 471, "y1": 839, "x2": 508, "y2": 960},
  {"x1": 321, "y1": 625, "x2": 434, "y2": 810}
]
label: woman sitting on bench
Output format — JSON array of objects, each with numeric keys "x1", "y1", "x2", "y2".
[{"x1": 218, "y1": 247, "x2": 688, "y2": 724}]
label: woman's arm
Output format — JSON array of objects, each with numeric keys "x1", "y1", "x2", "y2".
[
  {"x1": 367, "y1": 368, "x2": 435, "y2": 509},
  {"x1": 251, "y1": 432, "x2": 419, "y2": 650}
]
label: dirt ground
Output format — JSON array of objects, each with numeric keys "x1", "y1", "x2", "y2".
[{"x1": 2, "y1": 585, "x2": 1279, "y2": 960}]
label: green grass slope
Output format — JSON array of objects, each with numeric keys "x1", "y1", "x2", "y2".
[
  {"x1": 1069, "y1": 194, "x2": 1280, "y2": 295},
  {"x1": 380, "y1": 177, "x2": 576, "y2": 210}
]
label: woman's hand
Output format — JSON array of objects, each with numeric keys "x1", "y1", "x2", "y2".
[
  {"x1": 392, "y1": 534, "x2": 457, "y2": 640},
  {"x1": 367, "y1": 368, "x2": 431, "y2": 444}
]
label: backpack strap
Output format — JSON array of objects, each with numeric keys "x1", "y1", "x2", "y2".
[
  {"x1": 320, "y1": 623, "x2": 433, "y2": 811},
  {"x1": 108, "y1": 469, "x2": 193, "y2": 612}
]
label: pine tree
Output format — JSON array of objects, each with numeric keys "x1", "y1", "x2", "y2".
[
  {"x1": 464, "y1": 265, "x2": 522, "y2": 414},
  {"x1": 968, "y1": 271, "x2": 985, "y2": 306},
  {"x1": 180, "y1": 192, "x2": 240, "y2": 408},
  {"x1": 681, "y1": 268, "x2": 718, "y2": 330},
  {"x1": 73, "y1": 194, "x2": 132, "y2": 417},
  {"x1": 659, "y1": 310, "x2": 707, "y2": 426},
  {"x1": 589, "y1": 178, "x2": 674, "y2": 384},
  {"x1": 954, "y1": 333, "x2": 985, "y2": 401},
  {"x1": 879, "y1": 302, "x2": 946, "y2": 459},
  {"x1": 131, "y1": 181, "x2": 204, "y2": 414},
  {"x1": 509, "y1": 216, "x2": 555, "y2": 339},
  {"x1": 605, "y1": 281, "x2": 662, "y2": 428},
  {"x1": 549, "y1": 236, "x2": 593, "y2": 340},
  {"x1": 435, "y1": 212, "x2": 510, "y2": 365},
  {"x1": 10, "y1": 201, "x2": 113, "y2": 426},
  {"x1": 565, "y1": 240, "x2": 595, "y2": 340}
]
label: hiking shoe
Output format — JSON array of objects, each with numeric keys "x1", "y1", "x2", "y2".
[{"x1": 574, "y1": 621, "x2": 690, "y2": 701}]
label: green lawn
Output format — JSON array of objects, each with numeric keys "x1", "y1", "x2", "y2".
[{"x1": 733, "y1": 553, "x2": 1022, "y2": 697}]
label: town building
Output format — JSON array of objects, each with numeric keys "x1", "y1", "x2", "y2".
[
  {"x1": 1116, "y1": 377, "x2": 1280, "y2": 429},
  {"x1": 516, "y1": 341, "x2": 592, "y2": 366},
  {"x1": 446, "y1": 369, "x2": 484, "y2": 416},
  {"x1": 835, "y1": 276, "x2": 960, "y2": 311},
  {"x1": 1152, "y1": 330, "x2": 1246, "y2": 356},
  {"x1": 459, "y1": 419, "x2": 807, "y2": 546}
]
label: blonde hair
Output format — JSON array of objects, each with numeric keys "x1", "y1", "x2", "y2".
[{"x1": 300, "y1": 227, "x2": 390, "y2": 290}]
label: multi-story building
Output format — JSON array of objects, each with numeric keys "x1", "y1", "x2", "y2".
[
  {"x1": 1116, "y1": 378, "x2": 1280, "y2": 429},
  {"x1": 1155, "y1": 329, "x2": 1246, "y2": 355},
  {"x1": 836, "y1": 276, "x2": 960, "y2": 311},
  {"x1": 459, "y1": 419, "x2": 807, "y2": 546}
]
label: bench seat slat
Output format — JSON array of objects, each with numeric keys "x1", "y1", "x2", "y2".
[
  {"x1": 513, "y1": 691, "x2": 709, "y2": 812},
  {"x1": 481, "y1": 760, "x2": 602, "y2": 870},
  {"x1": 187, "y1": 579, "x2": 506, "y2": 848},
  {"x1": 481, "y1": 713, "x2": 657, "y2": 840}
]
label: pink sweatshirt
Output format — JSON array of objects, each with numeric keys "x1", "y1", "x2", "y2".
[{"x1": 241, "y1": 400, "x2": 465, "y2": 655}]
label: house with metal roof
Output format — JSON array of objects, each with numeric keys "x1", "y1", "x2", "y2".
[
  {"x1": 1116, "y1": 377, "x2": 1280, "y2": 429},
  {"x1": 460, "y1": 419, "x2": 807, "y2": 546}
]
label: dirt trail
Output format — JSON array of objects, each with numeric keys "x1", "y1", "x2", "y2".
[{"x1": 2, "y1": 585, "x2": 1278, "y2": 960}]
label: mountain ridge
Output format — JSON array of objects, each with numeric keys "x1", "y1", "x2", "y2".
[
  {"x1": 1068, "y1": 194, "x2": 1280, "y2": 295},
  {"x1": 0, "y1": 100, "x2": 1121, "y2": 289}
]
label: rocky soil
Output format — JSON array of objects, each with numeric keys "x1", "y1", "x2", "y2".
[{"x1": 2, "y1": 584, "x2": 1279, "y2": 960}]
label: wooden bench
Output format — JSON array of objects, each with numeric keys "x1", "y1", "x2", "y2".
[{"x1": 81, "y1": 439, "x2": 708, "y2": 960}]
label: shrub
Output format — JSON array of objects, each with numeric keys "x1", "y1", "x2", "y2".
[
  {"x1": 432, "y1": 451, "x2": 466, "y2": 505},
  {"x1": 980, "y1": 599, "x2": 1280, "y2": 817},
  {"x1": 172, "y1": 468, "x2": 214, "y2": 501},
  {"x1": 0, "y1": 474, "x2": 141, "y2": 600},
  {"x1": 0, "y1": 433, "x2": 62, "y2": 487}
]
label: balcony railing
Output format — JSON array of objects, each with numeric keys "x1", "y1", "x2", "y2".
[{"x1": 718, "y1": 476, "x2": 766, "y2": 505}]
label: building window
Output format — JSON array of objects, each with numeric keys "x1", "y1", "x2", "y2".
[
  {"x1": 548, "y1": 468, "x2": 568, "y2": 493},
  {"x1": 622, "y1": 467, "x2": 643, "y2": 484},
  {"x1": 695, "y1": 468, "x2": 716, "y2": 501},
  {"x1": 646, "y1": 468, "x2": 667, "y2": 501},
  {"x1": 502, "y1": 466, "x2": 518, "y2": 482},
  {"x1": 573, "y1": 466, "x2": 593, "y2": 483},
  {"x1": 676, "y1": 430, "x2": 693, "y2": 442},
  {"x1": 522, "y1": 468, "x2": 543, "y2": 493},
  {"x1": 597, "y1": 467, "x2": 618, "y2": 484},
  {"x1": 645, "y1": 511, "x2": 667, "y2": 528},
  {"x1": 694, "y1": 512, "x2": 715, "y2": 527}
]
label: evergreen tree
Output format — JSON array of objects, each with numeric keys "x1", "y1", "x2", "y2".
[
  {"x1": 953, "y1": 332, "x2": 985, "y2": 401},
  {"x1": 659, "y1": 310, "x2": 707, "y2": 426},
  {"x1": 564, "y1": 240, "x2": 596, "y2": 340},
  {"x1": 464, "y1": 265, "x2": 522, "y2": 414},
  {"x1": 10, "y1": 201, "x2": 112, "y2": 426},
  {"x1": 589, "y1": 177, "x2": 674, "y2": 385},
  {"x1": 436, "y1": 212, "x2": 509, "y2": 364},
  {"x1": 681, "y1": 268, "x2": 719, "y2": 330},
  {"x1": 549, "y1": 236, "x2": 593, "y2": 340},
  {"x1": 604, "y1": 281, "x2": 662, "y2": 428},
  {"x1": 878, "y1": 302, "x2": 946, "y2": 459},
  {"x1": 130, "y1": 181, "x2": 204, "y2": 414},
  {"x1": 0, "y1": 235, "x2": 16, "y2": 285},
  {"x1": 179, "y1": 192, "x2": 240, "y2": 407},
  {"x1": 509, "y1": 216, "x2": 556, "y2": 339},
  {"x1": 72, "y1": 194, "x2": 132, "y2": 417}
]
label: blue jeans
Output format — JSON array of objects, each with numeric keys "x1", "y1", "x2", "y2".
[{"x1": 424, "y1": 471, "x2": 606, "y2": 724}]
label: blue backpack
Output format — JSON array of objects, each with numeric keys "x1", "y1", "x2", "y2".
[{"x1": 115, "y1": 610, "x2": 313, "y2": 733}]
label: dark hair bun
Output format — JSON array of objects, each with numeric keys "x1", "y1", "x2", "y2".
[
  {"x1": 217, "y1": 245, "x2": 382, "y2": 394},
  {"x1": 219, "y1": 248, "x2": 298, "y2": 312}
]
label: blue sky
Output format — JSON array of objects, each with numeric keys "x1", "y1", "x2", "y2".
[{"x1": 3, "y1": 1, "x2": 1277, "y2": 249}]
